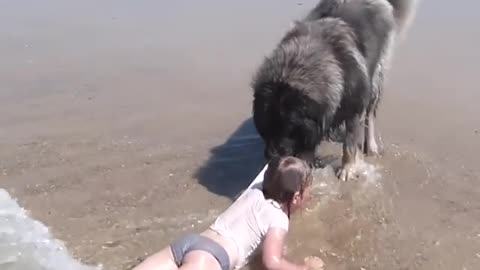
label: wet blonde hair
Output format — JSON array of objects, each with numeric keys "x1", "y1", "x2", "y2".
[{"x1": 262, "y1": 156, "x2": 314, "y2": 217}]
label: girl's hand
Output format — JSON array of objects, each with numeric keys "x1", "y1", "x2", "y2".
[{"x1": 304, "y1": 256, "x2": 325, "y2": 270}]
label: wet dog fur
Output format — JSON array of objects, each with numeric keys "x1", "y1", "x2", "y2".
[{"x1": 251, "y1": 0, "x2": 417, "y2": 181}]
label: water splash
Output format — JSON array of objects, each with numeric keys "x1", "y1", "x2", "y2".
[
  {"x1": 0, "y1": 189, "x2": 100, "y2": 270},
  {"x1": 246, "y1": 160, "x2": 388, "y2": 269},
  {"x1": 309, "y1": 160, "x2": 383, "y2": 204},
  {"x1": 283, "y1": 160, "x2": 390, "y2": 269}
]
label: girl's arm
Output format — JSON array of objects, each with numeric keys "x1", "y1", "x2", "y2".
[{"x1": 262, "y1": 227, "x2": 307, "y2": 270}]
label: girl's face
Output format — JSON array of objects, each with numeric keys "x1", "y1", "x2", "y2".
[{"x1": 291, "y1": 185, "x2": 313, "y2": 213}]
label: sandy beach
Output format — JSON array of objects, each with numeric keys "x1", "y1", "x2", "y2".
[{"x1": 1, "y1": 0, "x2": 479, "y2": 269}]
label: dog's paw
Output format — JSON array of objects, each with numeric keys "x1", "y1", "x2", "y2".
[
  {"x1": 365, "y1": 138, "x2": 385, "y2": 157},
  {"x1": 366, "y1": 145, "x2": 381, "y2": 157},
  {"x1": 336, "y1": 163, "x2": 359, "y2": 182}
]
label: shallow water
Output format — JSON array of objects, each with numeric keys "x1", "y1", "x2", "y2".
[
  {"x1": 245, "y1": 149, "x2": 390, "y2": 270},
  {"x1": 0, "y1": 189, "x2": 99, "y2": 270},
  {"x1": 247, "y1": 142, "x2": 480, "y2": 270},
  {"x1": 0, "y1": 0, "x2": 479, "y2": 269}
]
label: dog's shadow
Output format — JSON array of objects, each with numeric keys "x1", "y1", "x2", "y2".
[{"x1": 194, "y1": 118, "x2": 267, "y2": 200}]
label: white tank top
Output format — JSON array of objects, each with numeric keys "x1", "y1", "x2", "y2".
[{"x1": 210, "y1": 187, "x2": 289, "y2": 269}]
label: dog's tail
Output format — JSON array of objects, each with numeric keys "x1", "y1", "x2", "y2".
[{"x1": 387, "y1": 0, "x2": 418, "y2": 36}]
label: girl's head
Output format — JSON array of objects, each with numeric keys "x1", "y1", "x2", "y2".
[{"x1": 262, "y1": 156, "x2": 314, "y2": 217}]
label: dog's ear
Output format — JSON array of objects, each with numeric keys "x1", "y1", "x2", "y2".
[
  {"x1": 302, "y1": 118, "x2": 321, "y2": 148},
  {"x1": 252, "y1": 86, "x2": 274, "y2": 140}
]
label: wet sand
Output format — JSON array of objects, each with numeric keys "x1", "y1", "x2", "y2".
[{"x1": 1, "y1": 0, "x2": 479, "y2": 269}]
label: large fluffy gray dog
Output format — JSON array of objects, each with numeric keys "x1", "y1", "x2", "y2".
[{"x1": 251, "y1": 0, "x2": 417, "y2": 181}]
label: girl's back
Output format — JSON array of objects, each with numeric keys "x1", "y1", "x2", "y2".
[{"x1": 210, "y1": 188, "x2": 289, "y2": 269}]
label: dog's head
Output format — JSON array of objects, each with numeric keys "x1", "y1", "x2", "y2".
[{"x1": 252, "y1": 82, "x2": 325, "y2": 162}]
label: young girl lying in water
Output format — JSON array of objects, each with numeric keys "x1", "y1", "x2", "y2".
[{"x1": 132, "y1": 156, "x2": 325, "y2": 270}]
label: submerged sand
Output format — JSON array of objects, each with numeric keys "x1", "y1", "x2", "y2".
[{"x1": 1, "y1": 0, "x2": 479, "y2": 269}]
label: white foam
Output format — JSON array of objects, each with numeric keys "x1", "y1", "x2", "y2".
[
  {"x1": 0, "y1": 189, "x2": 100, "y2": 270},
  {"x1": 356, "y1": 159, "x2": 382, "y2": 188},
  {"x1": 307, "y1": 161, "x2": 383, "y2": 213}
]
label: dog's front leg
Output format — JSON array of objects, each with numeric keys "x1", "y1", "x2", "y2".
[
  {"x1": 365, "y1": 111, "x2": 382, "y2": 156},
  {"x1": 337, "y1": 113, "x2": 365, "y2": 181},
  {"x1": 364, "y1": 61, "x2": 387, "y2": 156}
]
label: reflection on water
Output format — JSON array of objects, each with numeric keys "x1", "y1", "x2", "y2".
[{"x1": 0, "y1": 189, "x2": 99, "y2": 270}]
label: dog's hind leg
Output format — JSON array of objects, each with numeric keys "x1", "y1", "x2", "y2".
[
  {"x1": 364, "y1": 67, "x2": 383, "y2": 156},
  {"x1": 338, "y1": 113, "x2": 365, "y2": 182},
  {"x1": 364, "y1": 29, "x2": 397, "y2": 156}
]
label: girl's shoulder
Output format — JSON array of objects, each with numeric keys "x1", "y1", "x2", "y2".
[{"x1": 265, "y1": 204, "x2": 289, "y2": 232}]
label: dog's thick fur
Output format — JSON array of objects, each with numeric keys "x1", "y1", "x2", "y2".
[{"x1": 251, "y1": 0, "x2": 417, "y2": 181}]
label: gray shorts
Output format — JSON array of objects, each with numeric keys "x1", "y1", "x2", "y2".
[{"x1": 170, "y1": 233, "x2": 230, "y2": 270}]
